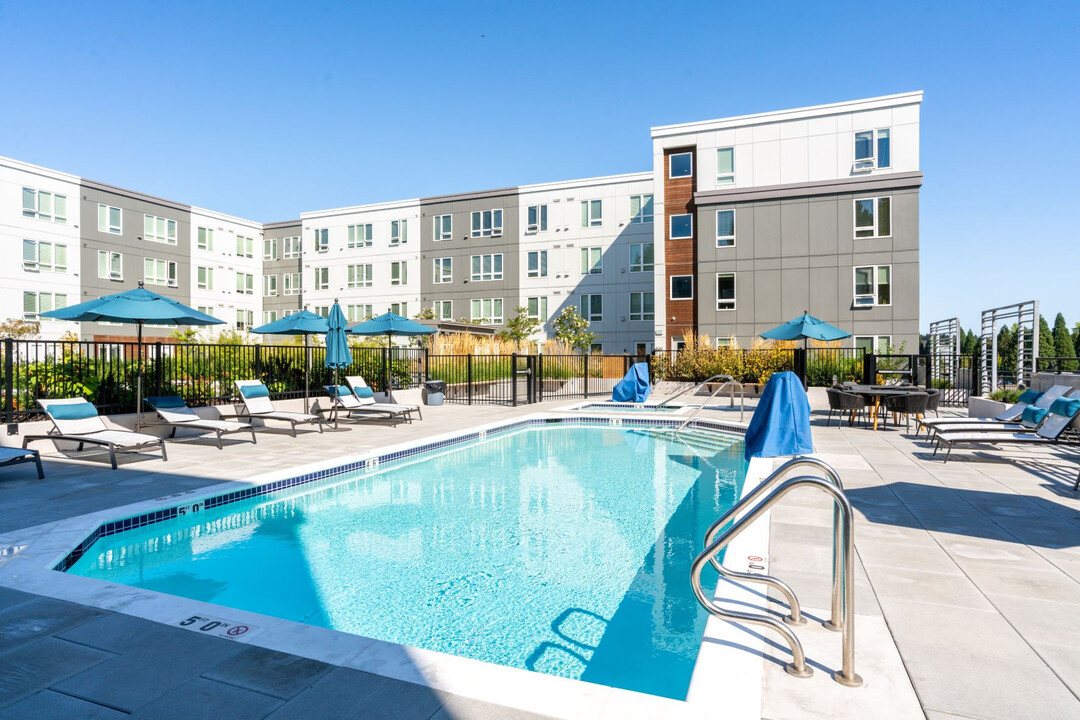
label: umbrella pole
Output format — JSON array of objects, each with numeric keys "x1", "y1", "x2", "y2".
[
  {"x1": 136, "y1": 321, "x2": 144, "y2": 432},
  {"x1": 385, "y1": 332, "x2": 391, "y2": 398},
  {"x1": 304, "y1": 334, "x2": 310, "y2": 414}
]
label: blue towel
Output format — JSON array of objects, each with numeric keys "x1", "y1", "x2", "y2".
[
  {"x1": 744, "y1": 372, "x2": 814, "y2": 459},
  {"x1": 612, "y1": 363, "x2": 651, "y2": 402}
]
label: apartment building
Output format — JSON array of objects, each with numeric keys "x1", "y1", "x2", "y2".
[{"x1": 0, "y1": 92, "x2": 921, "y2": 352}]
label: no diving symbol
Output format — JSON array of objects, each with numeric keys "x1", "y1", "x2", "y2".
[
  {"x1": 747, "y1": 555, "x2": 765, "y2": 572},
  {"x1": 227, "y1": 625, "x2": 249, "y2": 637}
]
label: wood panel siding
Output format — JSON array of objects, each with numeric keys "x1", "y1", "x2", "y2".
[{"x1": 664, "y1": 147, "x2": 697, "y2": 345}]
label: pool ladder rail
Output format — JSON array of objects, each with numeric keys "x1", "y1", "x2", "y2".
[
  {"x1": 660, "y1": 373, "x2": 746, "y2": 427},
  {"x1": 690, "y1": 456, "x2": 864, "y2": 687}
]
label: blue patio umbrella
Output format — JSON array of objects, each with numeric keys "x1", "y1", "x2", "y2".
[
  {"x1": 760, "y1": 311, "x2": 851, "y2": 345},
  {"x1": 347, "y1": 312, "x2": 435, "y2": 395},
  {"x1": 41, "y1": 282, "x2": 225, "y2": 429},
  {"x1": 324, "y1": 302, "x2": 353, "y2": 390},
  {"x1": 251, "y1": 309, "x2": 330, "y2": 413}
]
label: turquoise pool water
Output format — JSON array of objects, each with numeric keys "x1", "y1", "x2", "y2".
[{"x1": 68, "y1": 425, "x2": 746, "y2": 699}]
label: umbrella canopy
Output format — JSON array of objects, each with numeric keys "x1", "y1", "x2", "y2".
[
  {"x1": 759, "y1": 312, "x2": 851, "y2": 342},
  {"x1": 41, "y1": 282, "x2": 225, "y2": 430},
  {"x1": 324, "y1": 302, "x2": 352, "y2": 370},
  {"x1": 250, "y1": 309, "x2": 330, "y2": 414},
  {"x1": 346, "y1": 312, "x2": 436, "y2": 337}
]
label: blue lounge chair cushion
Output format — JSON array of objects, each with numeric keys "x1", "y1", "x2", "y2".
[
  {"x1": 1049, "y1": 397, "x2": 1080, "y2": 418},
  {"x1": 1017, "y1": 389, "x2": 1042, "y2": 404},
  {"x1": 48, "y1": 401, "x2": 98, "y2": 420},
  {"x1": 326, "y1": 385, "x2": 351, "y2": 398},
  {"x1": 147, "y1": 395, "x2": 186, "y2": 408},
  {"x1": 239, "y1": 383, "x2": 269, "y2": 398},
  {"x1": 354, "y1": 386, "x2": 374, "y2": 399},
  {"x1": 1021, "y1": 406, "x2": 1049, "y2": 425}
]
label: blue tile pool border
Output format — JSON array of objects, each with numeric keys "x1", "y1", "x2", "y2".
[{"x1": 53, "y1": 415, "x2": 745, "y2": 572}]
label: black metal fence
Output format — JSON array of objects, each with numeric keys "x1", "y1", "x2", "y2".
[{"x1": 1037, "y1": 356, "x2": 1080, "y2": 373}]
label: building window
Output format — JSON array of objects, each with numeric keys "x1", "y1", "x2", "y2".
[
  {"x1": 263, "y1": 238, "x2": 278, "y2": 260},
  {"x1": 262, "y1": 311, "x2": 278, "y2": 325},
  {"x1": 97, "y1": 250, "x2": 123, "y2": 280},
  {"x1": 669, "y1": 152, "x2": 693, "y2": 178},
  {"x1": 470, "y1": 210, "x2": 503, "y2": 238},
  {"x1": 391, "y1": 219, "x2": 408, "y2": 245},
  {"x1": 470, "y1": 298, "x2": 504, "y2": 324},
  {"x1": 236, "y1": 272, "x2": 254, "y2": 295},
  {"x1": 716, "y1": 273, "x2": 736, "y2": 310},
  {"x1": 313, "y1": 267, "x2": 329, "y2": 291},
  {"x1": 526, "y1": 296, "x2": 548, "y2": 322},
  {"x1": 527, "y1": 205, "x2": 547, "y2": 233},
  {"x1": 629, "y1": 194, "x2": 653, "y2": 224},
  {"x1": 236, "y1": 310, "x2": 253, "y2": 331},
  {"x1": 854, "y1": 128, "x2": 891, "y2": 170},
  {"x1": 670, "y1": 275, "x2": 694, "y2": 300},
  {"x1": 313, "y1": 306, "x2": 331, "y2": 318},
  {"x1": 347, "y1": 304, "x2": 373, "y2": 322},
  {"x1": 629, "y1": 242, "x2": 654, "y2": 273},
  {"x1": 716, "y1": 337, "x2": 733, "y2": 348},
  {"x1": 22, "y1": 188, "x2": 67, "y2": 223},
  {"x1": 23, "y1": 291, "x2": 67, "y2": 320},
  {"x1": 348, "y1": 223, "x2": 373, "y2": 248},
  {"x1": 22, "y1": 240, "x2": 67, "y2": 273},
  {"x1": 347, "y1": 264, "x2": 373, "y2": 288},
  {"x1": 263, "y1": 274, "x2": 277, "y2": 296},
  {"x1": 590, "y1": 343, "x2": 603, "y2": 354},
  {"x1": 389, "y1": 302, "x2": 407, "y2": 316},
  {"x1": 235, "y1": 235, "x2": 254, "y2": 257},
  {"x1": 312, "y1": 229, "x2": 329, "y2": 252},
  {"x1": 854, "y1": 265, "x2": 891, "y2": 306},
  {"x1": 433, "y1": 257, "x2": 452, "y2": 284},
  {"x1": 670, "y1": 214, "x2": 693, "y2": 239},
  {"x1": 197, "y1": 266, "x2": 214, "y2": 291},
  {"x1": 433, "y1": 215, "x2": 452, "y2": 241},
  {"x1": 197, "y1": 227, "x2": 213, "y2": 250},
  {"x1": 527, "y1": 250, "x2": 547, "y2": 278},
  {"x1": 716, "y1": 209, "x2": 736, "y2": 247},
  {"x1": 580, "y1": 199, "x2": 602, "y2": 228},
  {"x1": 716, "y1": 147, "x2": 735, "y2": 185},
  {"x1": 197, "y1": 306, "x2": 215, "y2": 319},
  {"x1": 580, "y1": 246, "x2": 602, "y2": 275},
  {"x1": 143, "y1": 215, "x2": 177, "y2": 245},
  {"x1": 629, "y1": 291, "x2": 654, "y2": 322},
  {"x1": 854, "y1": 197, "x2": 891, "y2": 238},
  {"x1": 283, "y1": 236, "x2": 301, "y2": 259},
  {"x1": 97, "y1": 204, "x2": 122, "y2": 234},
  {"x1": 855, "y1": 335, "x2": 893, "y2": 355},
  {"x1": 470, "y1": 253, "x2": 503, "y2": 281},
  {"x1": 433, "y1": 300, "x2": 452, "y2": 320},
  {"x1": 144, "y1": 258, "x2": 178, "y2": 287},
  {"x1": 390, "y1": 261, "x2": 408, "y2": 286},
  {"x1": 580, "y1": 294, "x2": 603, "y2": 322},
  {"x1": 284, "y1": 273, "x2": 301, "y2": 295}
]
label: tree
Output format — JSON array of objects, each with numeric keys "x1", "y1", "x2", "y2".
[
  {"x1": 551, "y1": 307, "x2": 597, "y2": 353},
  {"x1": 1039, "y1": 315, "x2": 1053, "y2": 352},
  {"x1": 1051, "y1": 313, "x2": 1077, "y2": 371},
  {"x1": 1073, "y1": 322, "x2": 1080, "y2": 358},
  {"x1": 997, "y1": 324, "x2": 1016, "y2": 374},
  {"x1": 169, "y1": 327, "x2": 201, "y2": 343},
  {"x1": 413, "y1": 307, "x2": 437, "y2": 320},
  {"x1": 961, "y1": 329, "x2": 980, "y2": 356},
  {"x1": 496, "y1": 307, "x2": 539, "y2": 350},
  {"x1": 0, "y1": 318, "x2": 41, "y2": 339}
]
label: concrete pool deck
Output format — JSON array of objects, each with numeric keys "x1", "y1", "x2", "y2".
[{"x1": 0, "y1": 394, "x2": 1077, "y2": 718}]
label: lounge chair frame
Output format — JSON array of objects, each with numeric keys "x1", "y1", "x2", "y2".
[
  {"x1": 23, "y1": 399, "x2": 167, "y2": 470},
  {"x1": 234, "y1": 381, "x2": 324, "y2": 437},
  {"x1": 145, "y1": 396, "x2": 257, "y2": 449},
  {"x1": 0, "y1": 447, "x2": 45, "y2": 479}
]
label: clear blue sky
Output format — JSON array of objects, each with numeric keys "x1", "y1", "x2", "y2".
[{"x1": 2, "y1": 1, "x2": 1077, "y2": 333}]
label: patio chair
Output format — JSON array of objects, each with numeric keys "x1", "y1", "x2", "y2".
[
  {"x1": 933, "y1": 397, "x2": 1080, "y2": 463},
  {"x1": 925, "y1": 389, "x2": 941, "y2": 418},
  {"x1": 825, "y1": 388, "x2": 866, "y2": 427},
  {"x1": 145, "y1": 396, "x2": 256, "y2": 449},
  {"x1": 322, "y1": 385, "x2": 409, "y2": 426},
  {"x1": 234, "y1": 381, "x2": 323, "y2": 436},
  {"x1": 345, "y1": 376, "x2": 421, "y2": 421},
  {"x1": 883, "y1": 392, "x2": 930, "y2": 432},
  {"x1": 916, "y1": 385, "x2": 1072, "y2": 437},
  {"x1": 0, "y1": 446, "x2": 44, "y2": 479},
  {"x1": 23, "y1": 398, "x2": 167, "y2": 470}
]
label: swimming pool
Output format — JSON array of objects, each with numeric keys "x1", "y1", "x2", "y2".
[
  {"x1": 65, "y1": 423, "x2": 747, "y2": 700},
  {"x1": 575, "y1": 402, "x2": 685, "y2": 413}
]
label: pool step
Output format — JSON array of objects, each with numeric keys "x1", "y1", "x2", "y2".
[{"x1": 646, "y1": 427, "x2": 742, "y2": 455}]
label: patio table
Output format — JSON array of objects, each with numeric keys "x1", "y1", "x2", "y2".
[{"x1": 844, "y1": 385, "x2": 926, "y2": 430}]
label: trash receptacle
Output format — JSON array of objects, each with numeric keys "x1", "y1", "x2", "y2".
[{"x1": 422, "y1": 380, "x2": 446, "y2": 406}]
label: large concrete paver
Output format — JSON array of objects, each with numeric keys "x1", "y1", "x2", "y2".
[
  {"x1": 202, "y1": 645, "x2": 335, "y2": 700},
  {"x1": 0, "y1": 636, "x2": 115, "y2": 707},
  {"x1": 130, "y1": 677, "x2": 284, "y2": 719},
  {"x1": 0, "y1": 689, "x2": 127, "y2": 719}
]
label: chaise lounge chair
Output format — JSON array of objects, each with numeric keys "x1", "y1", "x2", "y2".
[
  {"x1": 234, "y1": 381, "x2": 323, "y2": 436},
  {"x1": 322, "y1": 385, "x2": 408, "y2": 427},
  {"x1": 916, "y1": 385, "x2": 1073, "y2": 438},
  {"x1": 932, "y1": 397, "x2": 1080, "y2": 463},
  {"x1": 345, "y1": 376, "x2": 421, "y2": 421},
  {"x1": 145, "y1": 396, "x2": 257, "y2": 448},
  {"x1": 0, "y1": 446, "x2": 44, "y2": 479},
  {"x1": 23, "y1": 398, "x2": 167, "y2": 470}
]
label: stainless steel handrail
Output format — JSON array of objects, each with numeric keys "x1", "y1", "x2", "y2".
[
  {"x1": 703, "y1": 456, "x2": 845, "y2": 631},
  {"x1": 673, "y1": 375, "x2": 745, "y2": 433},
  {"x1": 659, "y1": 373, "x2": 743, "y2": 410},
  {"x1": 690, "y1": 474, "x2": 863, "y2": 686}
]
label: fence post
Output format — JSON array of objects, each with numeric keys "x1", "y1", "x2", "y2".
[
  {"x1": 864, "y1": 353, "x2": 877, "y2": 385},
  {"x1": 583, "y1": 353, "x2": 589, "y2": 398},
  {"x1": 511, "y1": 353, "x2": 518, "y2": 407},
  {"x1": 793, "y1": 347, "x2": 807, "y2": 388},
  {"x1": 537, "y1": 354, "x2": 544, "y2": 403},
  {"x1": 254, "y1": 344, "x2": 263, "y2": 380},
  {"x1": 467, "y1": 354, "x2": 473, "y2": 406},
  {"x1": 4, "y1": 338, "x2": 12, "y2": 428},
  {"x1": 153, "y1": 342, "x2": 164, "y2": 395},
  {"x1": 382, "y1": 346, "x2": 389, "y2": 393},
  {"x1": 424, "y1": 348, "x2": 429, "y2": 382}
]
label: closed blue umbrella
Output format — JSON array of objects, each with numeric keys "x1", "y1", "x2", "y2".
[
  {"x1": 41, "y1": 282, "x2": 225, "y2": 429},
  {"x1": 251, "y1": 309, "x2": 330, "y2": 413},
  {"x1": 348, "y1": 312, "x2": 435, "y2": 396},
  {"x1": 324, "y1": 302, "x2": 352, "y2": 390}
]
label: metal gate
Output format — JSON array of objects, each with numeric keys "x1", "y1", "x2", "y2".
[{"x1": 925, "y1": 353, "x2": 979, "y2": 407}]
